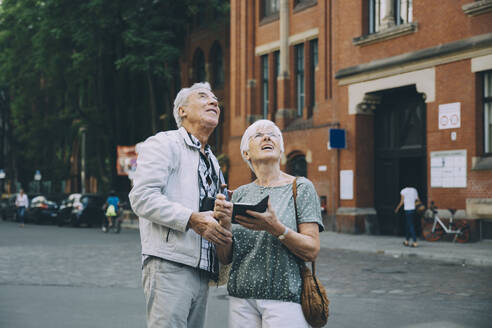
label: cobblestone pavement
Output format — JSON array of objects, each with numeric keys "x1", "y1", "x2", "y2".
[
  {"x1": 0, "y1": 221, "x2": 141, "y2": 289},
  {"x1": 316, "y1": 249, "x2": 492, "y2": 302},
  {"x1": 1, "y1": 220, "x2": 491, "y2": 328}
]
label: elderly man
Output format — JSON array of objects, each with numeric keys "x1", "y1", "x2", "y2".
[{"x1": 129, "y1": 82, "x2": 232, "y2": 328}]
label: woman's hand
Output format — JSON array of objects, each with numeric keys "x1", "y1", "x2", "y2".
[
  {"x1": 237, "y1": 199, "x2": 321, "y2": 262},
  {"x1": 235, "y1": 200, "x2": 284, "y2": 236},
  {"x1": 214, "y1": 193, "x2": 233, "y2": 231}
]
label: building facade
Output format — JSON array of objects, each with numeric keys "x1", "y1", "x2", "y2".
[
  {"x1": 190, "y1": 0, "x2": 492, "y2": 237},
  {"x1": 179, "y1": 11, "x2": 231, "y2": 161}
]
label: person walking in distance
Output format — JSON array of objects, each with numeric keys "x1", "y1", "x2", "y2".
[
  {"x1": 104, "y1": 191, "x2": 120, "y2": 232},
  {"x1": 395, "y1": 185, "x2": 420, "y2": 247},
  {"x1": 129, "y1": 82, "x2": 232, "y2": 328},
  {"x1": 15, "y1": 189, "x2": 29, "y2": 227}
]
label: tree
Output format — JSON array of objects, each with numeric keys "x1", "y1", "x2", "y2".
[{"x1": 0, "y1": 0, "x2": 229, "y2": 193}]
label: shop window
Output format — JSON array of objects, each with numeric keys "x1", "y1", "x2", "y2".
[
  {"x1": 262, "y1": 0, "x2": 279, "y2": 18},
  {"x1": 368, "y1": 0, "x2": 413, "y2": 34},
  {"x1": 261, "y1": 55, "x2": 269, "y2": 119},
  {"x1": 192, "y1": 49, "x2": 206, "y2": 83},
  {"x1": 210, "y1": 43, "x2": 224, "y2": 89},
  {"x1": 295, "y1": 43, "x2": 305, "y2": 117},
  {"x1": 484, "y1": 70, "x2": 492, "y2": 154}
]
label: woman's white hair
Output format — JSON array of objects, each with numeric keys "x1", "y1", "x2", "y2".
[
  {"x1": 240, "y1": 119, "x2": 284, "y2": 173},
  {"x1": 173, "y1": 82, "x2": 212, "y2": 128}
]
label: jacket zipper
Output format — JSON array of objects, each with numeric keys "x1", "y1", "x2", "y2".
[{"x1": 196, "y1": 153, "x2": 202, "y2": 267}]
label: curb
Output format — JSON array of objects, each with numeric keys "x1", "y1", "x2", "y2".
[{"x1": 321, "y1": 245, "x2": 492, "y2": 267}]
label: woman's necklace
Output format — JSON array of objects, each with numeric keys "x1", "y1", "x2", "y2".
[{"x1": 257, "y1": 173, "x2": 284, "y2": 193}]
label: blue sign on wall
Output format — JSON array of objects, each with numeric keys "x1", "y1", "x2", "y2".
[{"x1": 329, "y1": 128, "x2": 346, "y2": 149}]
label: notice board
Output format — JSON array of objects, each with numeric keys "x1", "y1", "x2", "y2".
[{"x1": 430, "y1": 150, "x2": 467, "y2": 188}]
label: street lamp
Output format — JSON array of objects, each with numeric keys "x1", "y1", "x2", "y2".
[
  {"x1": 79, "y1": 126, "x2": 87, "y2": 194},
  {"x1": 0, "y1": 169, "x2": 5, "y2": 195},
  {"x1": 34, "y1": 170, "x2": 42, "y2": 193}
]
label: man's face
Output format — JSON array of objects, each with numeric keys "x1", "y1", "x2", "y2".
[{"x1": 179, "y1": 88, "x2": 220, "y2": 129}]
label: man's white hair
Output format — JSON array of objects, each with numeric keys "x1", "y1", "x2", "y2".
[
  {"x1": 173, "y1": 82, "x2": 212, "y2": 128},
  {"x1": 240, "y1": 119, "x2": 284, "y2": 173}
]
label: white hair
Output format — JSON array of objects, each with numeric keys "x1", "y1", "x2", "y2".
[
  {"x1": 240, "y1": 119, "x2": 284, "y2": 173},
  {"x1": 173, "y1": 82, "x2": 212, "y2": 128}
]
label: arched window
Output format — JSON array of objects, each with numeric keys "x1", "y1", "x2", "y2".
[
  {"x1": 192, "y1": 49, "x2": 206, "y2": 83},
  {"x1": 287, "y1": 153, "x2": 307, "y2": 177},
  {"x1": 210, "y1": 42, "x2": 224, "y2": 88}
]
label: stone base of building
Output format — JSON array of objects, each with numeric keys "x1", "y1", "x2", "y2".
[{"x1": 335, "y1": 207, "x2": 378, "y2": 234}]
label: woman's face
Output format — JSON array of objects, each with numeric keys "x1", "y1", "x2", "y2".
[{"x1": 244, "y1": 127, "x2": 282, "y2": 163}]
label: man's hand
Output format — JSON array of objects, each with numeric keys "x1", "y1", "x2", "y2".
[
  {"x1": 214, "y1": 194, "x2": 233, "y2": 230},
  {"x1": 188, "y1": 211, "x2": 232, "y2": 246}
]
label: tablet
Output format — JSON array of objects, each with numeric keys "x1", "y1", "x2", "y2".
[{"x1": 231, "y1": 195, "x2": 269, "y2": 223}]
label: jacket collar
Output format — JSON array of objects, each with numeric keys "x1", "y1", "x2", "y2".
[
  {"x1": 178, "y1": 126, "x2": 212, "y2": 153},
  {"x1": 178, "y1": 127, "x2": 199, "y2": 149}
]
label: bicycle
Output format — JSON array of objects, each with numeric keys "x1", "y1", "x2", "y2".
[
  {"x1": 102, "y1": 208, "x2": 122, "y2": 233},
  {"x1": 422, "y1": 201, "x2": 470, "y2": 243}
]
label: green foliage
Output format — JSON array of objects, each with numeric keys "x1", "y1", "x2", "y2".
[{"x1": 0, "y1": 0, "x2": 229, "y2": 192}]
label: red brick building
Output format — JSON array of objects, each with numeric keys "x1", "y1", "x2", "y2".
[
  {"x1": 188, "y1": 1, "x2": 492, "y2": 237},
  {"x1": 179, "y1": 11, "x2": 231, "y2": 159}
]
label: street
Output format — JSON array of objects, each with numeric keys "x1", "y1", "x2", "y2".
[{"x1": 1, "y1": 220, "x2": 491, "y2": 328}]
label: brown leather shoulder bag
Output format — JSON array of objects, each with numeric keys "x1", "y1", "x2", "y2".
[{"x1": 293, "y1": 178, "x2": 330, "y2": 328}]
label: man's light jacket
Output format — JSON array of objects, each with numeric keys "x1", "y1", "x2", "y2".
[{"x1": 129, "y1": 127, "x2": 221, "y2": 268}]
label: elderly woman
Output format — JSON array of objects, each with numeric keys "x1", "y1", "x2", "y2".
[{"x1": 214, "y1": 119, "x2": 324, "y2": 328}]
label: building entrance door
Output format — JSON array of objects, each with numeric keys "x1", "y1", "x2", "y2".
[{"x1": 374, "y1": 85, "x2": 427, "y2": 236}]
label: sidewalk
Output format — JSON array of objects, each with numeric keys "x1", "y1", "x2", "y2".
[
  {"x1": 122, "y1": 217, "x2": 492, "y2": 267},
  {"x1": 319, "y1": 231, "x2": 492, "y2": 267}
]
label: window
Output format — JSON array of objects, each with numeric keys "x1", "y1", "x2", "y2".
[
  {"x1": 295, "y1": 44, "x2": 305, "y2": 117},
  {"x1": 369, "y1": 0, "x2": 413, "y2": 34},
  {"x1": 287, "y1": 154, "x2": 307, "y2": 177},
  {"x1": 192, "y1": 49, "x2": 206, "y2": 82},
  {"x1": 273, "y1": 51, "x2": 280, "y2": 111},
  {"x1": 274, "y1": 51, "x2": 280, "y2": 78},
  {"x1": 294, "y1": 0, "x2": 317, "y2": 8},
  {"x1": 211, "y1": 43, "x2": 224, "y2": 88},
  {"x1": 294, "y1": 0, "x2": 316, "y2": 6},
  {"x1": 263, "y1": 0, "x2": 279, "y2": 18},
  {"x1": 484, "y1": 71, "x2": 492, "y2": 154},
  {"x1": 309, "y1": 39, "x2": 318, "y2": 108},
  {"x1": 261, "y1": 55, "x2": 269, "y2": 119}
]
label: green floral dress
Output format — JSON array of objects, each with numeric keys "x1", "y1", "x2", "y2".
[{"x1": 227, "y1": 177, "x2": 324, "y2": 304}]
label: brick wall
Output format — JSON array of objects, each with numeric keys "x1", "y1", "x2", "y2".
[{"x1": 223, "y1": 0, "x2": 492, "y2": 233}]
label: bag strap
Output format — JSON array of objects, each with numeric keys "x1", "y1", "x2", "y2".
[{"x1": 292, "y1": 177, "x2": 317, "y2": 276}]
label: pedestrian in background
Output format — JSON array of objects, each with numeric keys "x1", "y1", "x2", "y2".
[
  {"x1": 129, "y1": 82, "x2": 232, "y2": 328},
  {"x1": 214, "y1": 120, "x2": 324, "y2": 328},
  {"x1": 395, "y1": 185, "x2": 420, "y2": 247},
  {"x1": 15, "y1": 189, "x2": 28, "y2": 228},
  {"x1": 104, "y1": 191, "x2": 120, "y2": 232}
]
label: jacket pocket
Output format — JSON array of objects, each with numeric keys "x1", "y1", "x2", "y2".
[{"x1": 163, "y1": 227, "x2": 176, "y2": 251}]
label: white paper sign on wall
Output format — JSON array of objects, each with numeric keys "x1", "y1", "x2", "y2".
[
  {"x1": 430, "y1": 149, "x2": 467, "y2": 188},
  {"x1": 340, "y1": 170, "x2": 353, "y2": 200},
  {"x1": 438, "y1": 102, "x2": 461, "y2": 130}
]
